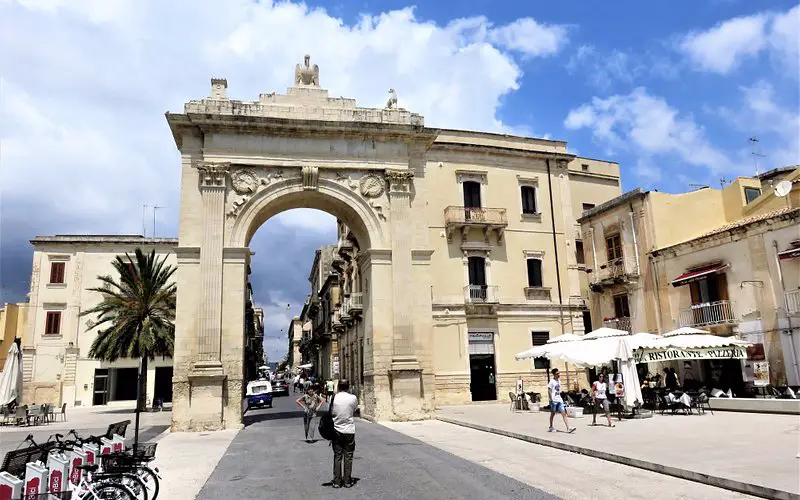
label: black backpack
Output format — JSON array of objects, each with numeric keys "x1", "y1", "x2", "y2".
[{"x1": 318, "y1": 393, "x2": 336, "y2": 441}]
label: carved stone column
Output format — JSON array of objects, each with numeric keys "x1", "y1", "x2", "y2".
[
  {"x1": 194, "y1": 162, "x2": 229, "y2": 369},
  {"x1": 386, "y1": 169, "x2": 416, "y2": 363}
]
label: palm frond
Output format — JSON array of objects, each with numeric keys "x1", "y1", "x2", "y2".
[{"x1": 81, "y1": 248, "x2": 177, "y2": 361}]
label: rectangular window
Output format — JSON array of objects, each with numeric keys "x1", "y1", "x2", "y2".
[
  {"x1": 520, "y1": 186, "x2": 537, "y2": 214},
  {"x1": 582, "y1": 203, "x2": 595, "y2": 212},
  {"x1": 576, "y1": 241, "x2": 585, "y2": 265},
  {"x1": 613, "y1": 294, "x2": 630, "y2": 318},
  {"x1": 744, "y1": 187, "x2": 761, "y2": 204},
  {"x1": 462, "y1": 181, "x2": 482, "y2": 209},
  {"x1": 526, "y1": 258, "x2": 543, "y2": 287},
  {"x1": 49, "y1": 262, "x2": 65, "y2": 284},
  {"x1": 531, "y1": 331, "x2": 549, "y2": 346},
  {"x1": 467, "y1": 257, "x2": 487, "y2": 286},
  {"x1": 531, "y1": 330, "x2": 550, "y2": 369},
  {"x1": 606, "y1": 234, "x2": 623, "y2": 262},
  {"x1": 45, "y1": 311, "x2": 62, "y2": 335}
]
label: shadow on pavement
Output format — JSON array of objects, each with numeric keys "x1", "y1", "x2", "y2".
[
  {"x1": 96, "y1": 408, "x2": 173, "y2": 415},
  {"x1": 321, "y1": 478, "x2": 361, "y2": 488},
  {"x1": 243, "y1": 410, "x2": 305, "y2": 426}
]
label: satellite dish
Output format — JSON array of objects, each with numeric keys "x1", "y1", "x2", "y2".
[{"x1": 775, "y1": 180, "x2": 792, "y2": 197}]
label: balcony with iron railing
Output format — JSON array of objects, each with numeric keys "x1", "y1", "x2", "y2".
[
  {"x1": 678, "y1": 300, "x2": 736, "y2": 328},
  {"x1": 591, "y1": 256, "x2": 639, "y2": 284},
  {"x1": 464, "y1": 285, "x2": 499, "y2": 304},
  {"x1": 603, "y1": 316, "x2": 632, "y2": 333},
  {"x1": 444, "y1": 206, "x2": 508, "y2": 243},
  {"x1": 786, "y1": 289, "x2": 800, "y2": 315},
  {"x1": 342, "y1": 292, "x2": 363, "y2": 318}
]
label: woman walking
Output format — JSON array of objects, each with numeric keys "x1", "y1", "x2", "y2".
[{"x1": 296, "y1": 386, "x2": 322, "y2": 442}]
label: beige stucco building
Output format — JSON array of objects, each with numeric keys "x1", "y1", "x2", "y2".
[
  {"x1": 0, "y1": 303, "x2": 28, "y2": 367},
  {"x1": 22, "y1": 235, "x2": 178, "y2": 407},
  {"x1": 165, "y1": 57, "x2": 623, "y2": 431},
  {"x1": 579, "y1": 167, "x2": 800, "y2": 390}
]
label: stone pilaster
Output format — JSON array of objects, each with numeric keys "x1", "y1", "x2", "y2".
[
  {"x1": 194, "y1": 162, "x2": 229, "y2": 367},
  {"x1": 386, "y1": 169, "x2": 416, "y2": 364}
]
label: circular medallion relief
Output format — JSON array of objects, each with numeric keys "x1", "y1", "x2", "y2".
[
  {"x1": 230, "y1": 169, "x2": 258, "y2": 194},
  {"x1": 360, "y1": 174, "x2": 384, "y2": 198}
]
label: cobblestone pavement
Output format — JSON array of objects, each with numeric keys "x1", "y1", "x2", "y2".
[{"x1": 196, "y1": 396, "x2": 556, "y2": 500}]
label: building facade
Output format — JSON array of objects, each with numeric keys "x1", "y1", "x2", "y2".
[
  {"x1": 580, "y1": 167, "x2": 800, "y2": 389},
  {"x1": 166, "y1": 57, "x2": 623, "y2": 431},
  {"x1": 23, "y1": 235, "x2": 178, "y2": 407},
  {"x1": 0, "y1": 303, "x2": 28, "y2": 367}
]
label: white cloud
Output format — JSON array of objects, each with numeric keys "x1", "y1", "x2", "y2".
[
  {"x1": 566, "y1": 44, "x2": 679, "y2": 91},
  {"x1": 0, "y1": 1, "x2": 568, "y2": 236},
  {"x1": 716, "y1": 81, "x2": 800, "y2": 171},
  {"x1": 678, "y1": 5, "x2": 799, "y2": 75},
  {"x1": 564, "y1": 87, "x2": 736, "y2": 179},
  {"x1": 488, "y1": 17, "x2": 569, "y2": 57}
]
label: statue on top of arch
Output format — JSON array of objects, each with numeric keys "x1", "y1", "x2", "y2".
[{"x1": 294, "y1": 54, "x2": 320, "y2": 87}]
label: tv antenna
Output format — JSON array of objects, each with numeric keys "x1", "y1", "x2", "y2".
[
  {"x1": 142, "y1": 204, "x2": 151, "y2": 237},
  {"x1": 719, "y1": 177, "x2": 731, "y2": 188},
  {"x1": 152, "y1": 205, "x2": 165, "y2": 237},
  {"x1": 749, "y1": 137, "x2": 765, "y2": 176}
]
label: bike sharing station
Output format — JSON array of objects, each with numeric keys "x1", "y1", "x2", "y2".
[{"x1": 0, "y1": 419, "x2": 159, "y2": 500}]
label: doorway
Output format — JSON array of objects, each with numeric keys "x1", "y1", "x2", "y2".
[
  {"x1": 154, "y1": 366, "x2": 173, "y2": 403},
  {"x1": 468, "y1": 332, "x2": 496, "y2": 401},
  {"x1": 93, "y1": 369, "x2": 109, "y2": 406},
  {"x1": 110, "y1": 368, "x2": 137, "y2": 401}
]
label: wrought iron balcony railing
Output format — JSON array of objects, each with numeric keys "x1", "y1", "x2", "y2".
[
  {"x1": 464, "y1": 285, "x2": 499, "y2": 304},
  {"x1": 678, "y1": 301, "x2": 736, "y2": 328}
]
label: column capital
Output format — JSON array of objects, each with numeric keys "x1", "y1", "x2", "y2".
[
  {"x1": 385, "y1": 169, "x2": 414, "y2": 195},
  {"x1": 194, "y1": 161, "x2": 231, "y2": 189}
]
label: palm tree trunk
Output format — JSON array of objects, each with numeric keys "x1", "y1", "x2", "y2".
[{"x1": 138, "y1": 352, "x2": 149, "y2": 412}]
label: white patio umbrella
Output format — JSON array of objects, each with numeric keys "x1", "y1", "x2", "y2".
[
  {"x1": 663, "y1": 327, "x2": 710, "y2": 337},
  {"x1": 298, "y1": 363, "x2": 313, "y2": 369},
  {"x1": 583, "y1": 327, "x2": 630, "y2": 340},
  {"x1": 514, "y1": 333, "x2": 582, "y2": 360},
  {"x1": 0, "y1": 341, "x2": 23, "y2": 406}
]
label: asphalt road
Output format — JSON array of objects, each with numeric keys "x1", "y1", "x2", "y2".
[{"x1": 196, "y1": 394, "x2": 558, "y2": 500}]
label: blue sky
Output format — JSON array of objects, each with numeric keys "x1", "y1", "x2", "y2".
[{"x1": 1, "y1": 0, "x2": 798, "y2": 360}]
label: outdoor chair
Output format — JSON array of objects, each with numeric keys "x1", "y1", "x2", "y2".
[
  {"x1": 508, "y1": 392, "x2": 519, "y2": 412},
  {"x1": 694, "y1": 392, "x2": 713, "y2": 415},
  {"x1": 13, "y1": 405, "x2": 28, "y2": 426},
  {"x1": 58, "y1": 403, "x2": 67, "y2": 422},
  {"x1": 0, "y1": 406, "x2": 11, "y2": 426},
  {"x1": 658, "y1": 394, "x2": 683, "y2": 415},
  {"x1": 30, "y1": 405, "x2": 46, "y2": 426},
  {"x1": 45, "y1": 404, "x2": 54, "y2": 423}
]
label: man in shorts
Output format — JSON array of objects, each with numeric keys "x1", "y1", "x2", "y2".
[
  {"x1": 591, "y1": 372, "x2": 614, "y2": 427},
  {"x1": 548, "y1": 368, "x2": 576, "y2": 433}
]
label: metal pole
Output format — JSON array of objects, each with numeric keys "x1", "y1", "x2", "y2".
[{"x1": 134, "y1": 354, "x2": 141, "y2": 453}]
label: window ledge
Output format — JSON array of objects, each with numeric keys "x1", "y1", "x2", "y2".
[
  {"x1": 521, "y1": 213, "x2": 542, "y2": 222},
  {"x1": 46, "y1": 283, "x2": 67, "y2": 289},
  {"x1": 42, "y1": 334, "x2": 63, "y2": 340}
]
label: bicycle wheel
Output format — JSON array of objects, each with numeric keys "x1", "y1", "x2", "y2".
[
  {"x1": 84, "y1": 482, "x2": 137, "y2": 500},
  {"x1": 135, "y1": 466, "x2": 160, "y2": 500},
  {"x1": 118, "y1": 472, "x2": 149, "y2": 500}
]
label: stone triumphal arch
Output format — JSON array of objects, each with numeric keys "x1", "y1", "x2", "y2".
[{"x1": 166, "y1": 58, "x2": 438, "y2": 431}]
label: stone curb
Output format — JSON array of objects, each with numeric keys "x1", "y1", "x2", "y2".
[{"x1": 436, "y1": 416, "x2": 799, "y2": 500}]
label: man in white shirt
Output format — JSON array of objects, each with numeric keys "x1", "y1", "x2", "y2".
[
  {"x1": 548, "y1": 368, "x2": 576, "y2": 433},
  {"x1": 330, "y1": 379, "x2": 359, "y2": 488},
  {"x1": 591, "y1": 372, "x2": 614, "y2": 427}
]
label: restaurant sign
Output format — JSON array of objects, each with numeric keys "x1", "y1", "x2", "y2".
[{"x1": 633, "y1": 346, "x2": 747, "y2": 363}]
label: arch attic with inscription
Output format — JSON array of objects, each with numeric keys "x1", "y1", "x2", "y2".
[{"x1": 166, "y1": 57, "x2": 438, "y2": 430}]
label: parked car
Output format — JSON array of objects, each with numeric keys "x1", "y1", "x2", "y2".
[
  {"x1": 272, "y1": 379, "x2": 290, "y2": 396},
  {"x1": 246, "y1": 379, "x2": 273, "y2": 409}
]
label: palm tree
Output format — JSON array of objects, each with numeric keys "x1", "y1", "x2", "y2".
[{"x1": 81, "y1": 248, "x2": 176, "y2": 419}]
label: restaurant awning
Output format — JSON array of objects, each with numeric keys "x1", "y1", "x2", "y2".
[
  {"x1": 671, "y1": 263, "x2": 729, "y2": 287},
  {"x1": 778, "y1": 247, "x2": 800, "y2": 260}
]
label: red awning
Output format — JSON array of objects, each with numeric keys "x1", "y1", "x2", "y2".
[
  {"x1": 671, "y1": 264, "x2": 729, "y2": 287},
  {"x1": 778, "y1": 247, "x2": 800, "y2": 260}
]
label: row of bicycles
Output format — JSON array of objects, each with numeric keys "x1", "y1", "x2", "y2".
[{"x1": 0, "y1": 420, "x2": 160, "y2": 499}]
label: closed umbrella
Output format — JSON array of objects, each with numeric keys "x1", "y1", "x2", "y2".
[{"x1": 0, "y1": 340, "x2": 23, "y2": 406}]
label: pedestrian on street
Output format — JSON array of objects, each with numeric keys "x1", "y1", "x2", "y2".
[
  {"x1": 326, "y1": 379, "x2": 335, "y2": 400},
  {"x1": 296, "y1": 386, "x2": 322, "y2": 442},
  {"x1": 591, "y1": 373, "x2": 614, "y2": 427},
  {"x1": 331, "y1": 379, "x2": 358, "y2": 488},
  {"x1": 548, "y1": 368, "x2": 576, "y2": 433}
]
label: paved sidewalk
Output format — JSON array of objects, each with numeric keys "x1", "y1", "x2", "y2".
[
  {"x1": 437, "y1": 404, "x2": 800, "y2": 500},
  {"x1": 156, "y1": 429, "x2": 239, "y2": 500}
]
